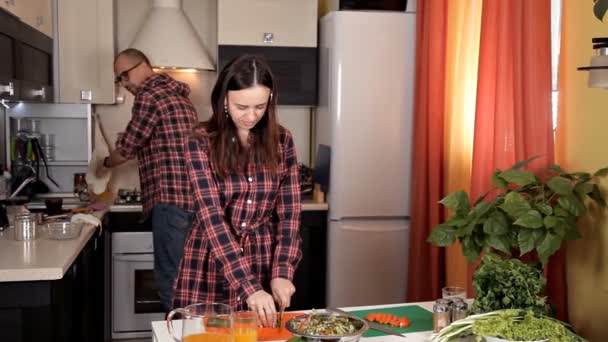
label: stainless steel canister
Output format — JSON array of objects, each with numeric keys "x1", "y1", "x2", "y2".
[{"x1": 15, "y1": 213, "x2": 36, "y2": 241}]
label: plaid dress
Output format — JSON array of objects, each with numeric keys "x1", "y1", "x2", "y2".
[
  {"x1": 173, "y1": 126, "x2": 302, "y2": 310},
  {"x1": 116, "y1": 73, "x2": 198, "y2": 216}
]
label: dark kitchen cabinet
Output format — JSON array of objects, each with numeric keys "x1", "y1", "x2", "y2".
[
  {"x1": 0, "y1": 7, "x2": 53, "y2": 103},
  {"x1": 0, "y1": 232, "x2": 105, "y2": 342},
  {"x1": 291, "y1": 209, "x2": 328, "y2": 310}
]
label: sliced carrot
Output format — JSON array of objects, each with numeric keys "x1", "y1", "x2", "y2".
[{"x1": 364, "y1": 312, "x2": 411, "y2": 328}]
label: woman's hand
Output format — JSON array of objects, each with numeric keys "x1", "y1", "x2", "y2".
[
  {"x1": 271, "y1": 277, "x2": 296, "y2": 310},
  {"x1": 246, "y1": 290, "x2": 277, "y2": 328}
]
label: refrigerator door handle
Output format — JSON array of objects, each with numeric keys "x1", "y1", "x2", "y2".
[{"x1": 339, "y1": 224, "x2": 407, "y2": 232}]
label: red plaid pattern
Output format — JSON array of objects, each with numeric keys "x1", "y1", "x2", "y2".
[
  {"x1": 116, "y1": 73, "x2": 198, "y2": 215},
  {"x1": 173, "y1": 126, "x2": 302, "y2": 310}
]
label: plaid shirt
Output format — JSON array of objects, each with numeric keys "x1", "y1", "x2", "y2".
[
  {"x1": 173, "y1": 126, "x2": 302, "y2": 310},
  {"x1": 116, "y1": 73, "x2": 198, "y2": 215}
]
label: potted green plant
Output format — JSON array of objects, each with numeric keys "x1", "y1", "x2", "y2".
[{"x1": 427, "y1": 157, "x2": 607, "y2": 314}]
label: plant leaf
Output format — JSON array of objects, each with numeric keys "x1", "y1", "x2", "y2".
[
  {"x1": 543, "y1": 215, "x2": 558, "y2": 228},
  {"x1": 558, "y1": 195, "x2": 587, "y2": 216},
  {"x1": 498, "y1": 169, "x2": 537, "y2": 186},
  {"x1": 537, "y1": 232, "x2": 562, "y2": 265},
  {"x1": 513, "y1": 210, "x2": 544, "y2": 228},
  {"x1": 511, "y1": 156, "x2": 541, "y2": 170},
  {"x1": 456, "y1": 222, "x2": 477, "y2": 237},
  {"x1": 492, "y1": 171, "x2": 508, "y2": 190},
  {"x1": 483, "y1": 211, "x2": 509, "y2": 235},
  {"x1": 547, "y1": 176, "x2": 573, "y2": 195},
  {"x1": 574, "y1": 182, "x2": 594, "y2": 196},
  {"x1": 473, "y1": 190, "x2": 491, "y2": 206},
  {"x1": 446, "y1": 215, "x2": 470, "y2": 228},
  {"x1": 594, "y1": 0, "x2": 608, "y2": 21},
  {"x1": 594, "y1": 167, "x2": 608, "y2": 177},
  {"x1": 487, "y1": 234, "x2": 512, "y2": 255},
  {"x1": 548, "y1": 164, "x2": 565, "y2": 173},
  {"x1": 535, "y1": 203, "x2": 553, "y2": 216},
  {"x1": 439, "y1": 191, "x2": 470, "y2": 215},
  {"x1": 555, "y1": 217, "x2": 582, "y2": 240},
  {"x1": 462, "y1": 235, "x2": 481, "y2": 263},
  {"x1": 499, "y1": 192, "x2": 532, "y2": 218},
  {"x1": 573, "y1": 172, "x2": 592, "y2": 182},
  {"x1": 554, "y1": 206, "x2": 570, "y2": 217},
  {"x1": 518, "y1": 228, "x2": 542, "y2": 256},
  {"x1": 427, "y1": 224, "x2": 457, "y2": 246},
  {"x1": 472, "y1": 201, "x2": 494, "y2": 218},
  {"x1": 589, "y1": 184, "x2": 607, "y2": 207}
]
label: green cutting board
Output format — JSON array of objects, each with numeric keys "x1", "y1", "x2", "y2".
[{"x1": 347, "y1": 305, "x2": 433, "y2": 337}]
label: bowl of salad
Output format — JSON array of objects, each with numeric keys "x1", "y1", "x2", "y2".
[{"x1": 286, "y1": 311, "x2": 369, "y2": 342}]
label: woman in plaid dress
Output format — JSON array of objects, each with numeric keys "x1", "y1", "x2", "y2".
[{"x1": 173, "y1": 55, "x2": 302, "y2": 327}]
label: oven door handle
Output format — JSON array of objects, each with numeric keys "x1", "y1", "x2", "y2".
[{"x1": 112, "y1": 254, "x2": 154, "y2": 262}]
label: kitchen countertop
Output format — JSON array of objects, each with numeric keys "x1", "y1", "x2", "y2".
[
  {"x1": 109, "y1": 199, "x2": 329, "y2": 212},
  {"x1": 152, "y1": 301, "x2": 436, "y2": 342},
  {"x1": 0, "y1": 211, "x2": 105, "y2": 282}
]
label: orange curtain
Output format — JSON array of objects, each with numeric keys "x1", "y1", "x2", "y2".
[
  {"x1": 406, "y1": 0, "x2": 448, "y2": 302},
  {"x1": 469, "y1": 0, "x2": 566, "y2": 319},
  {"x1": 444, "y1": 0, "x2": 483, "y2": 289}
]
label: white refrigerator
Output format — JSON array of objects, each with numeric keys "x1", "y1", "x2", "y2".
[{"x1": 316, "y1": 11, "x2": 416, "y2": 307}]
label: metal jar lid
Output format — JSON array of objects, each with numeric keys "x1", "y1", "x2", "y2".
[
  {"x1": 454, "y1": 301, "x2": 468, "y2": 310},
  {"x1": 15, "y1": 212, "x2": 33, "y2": 219},
  {"x1": 435, "y1": 298, "x2": 453, "y2": 307},
  {"x1": 433, "y1": 303, "x2": 450, "y2": 313}
]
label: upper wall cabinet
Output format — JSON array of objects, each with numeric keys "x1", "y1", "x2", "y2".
[
  {"x1": 19, "y1": 0, "x2": 53, "y2": 38},
  {"x1": 1, "y1": 0, "x2": 53, "y2": 38},
  {"x1": 218, "y1": 0, "x2": 317, "y2": 47},
  {"x1": 0, "y1": 7, "x2": 53, "y2": 103},
  {"x1": 218, "y1": 0, "x2": 318, "y2": 106},
  {"x1": 55, "y1": 0, "x2": 115, "y2": 104}
]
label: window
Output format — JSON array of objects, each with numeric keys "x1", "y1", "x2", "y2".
[{"x1": 551, "y1": 0, "x2": 562, "y2": 131}]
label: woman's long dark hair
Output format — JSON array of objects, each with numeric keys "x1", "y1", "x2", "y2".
[{"x1": 200, "y1": 54, "x2": 280, "y2": 177}]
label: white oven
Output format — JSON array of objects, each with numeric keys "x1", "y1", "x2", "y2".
[{"x1": 112, "y1": 231, "x2": 165, "y2": 339}]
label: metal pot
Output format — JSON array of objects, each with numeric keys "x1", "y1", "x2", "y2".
[{"x1": 285, "y1": 313, "x2": 369, "y2": 342}]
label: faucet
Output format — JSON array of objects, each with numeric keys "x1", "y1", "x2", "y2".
[{"x1": 9, "y1": 176, "x2": 37, "y2": 199}]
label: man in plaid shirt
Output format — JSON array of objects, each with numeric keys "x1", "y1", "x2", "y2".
[{"x1": 98, "y1": 48, "x2": 198, "y2": 312}]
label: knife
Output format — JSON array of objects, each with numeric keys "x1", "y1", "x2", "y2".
[{"x1": 326, "y1": 307, "x2": 407, "y2": 338}]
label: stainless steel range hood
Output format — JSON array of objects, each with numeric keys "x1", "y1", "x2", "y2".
[{"x1": 130, "y1": 0, "x2": 215, "y2": 70}]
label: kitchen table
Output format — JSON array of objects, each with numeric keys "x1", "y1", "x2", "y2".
[{"x1": 152, "y1": 301, "x2": 437, "y2": 342}]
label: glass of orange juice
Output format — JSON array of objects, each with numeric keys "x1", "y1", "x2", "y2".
[
  {"x1": 167, "y1": 303, "x2": 233, "y2": 342},
  {"x1": 234, "y1": 310, "x2": 257, "y2": 342}
]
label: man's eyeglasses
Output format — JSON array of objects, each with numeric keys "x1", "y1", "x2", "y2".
[{"x1": 115, "y1": 60, "x2": 144, "y2": 84}]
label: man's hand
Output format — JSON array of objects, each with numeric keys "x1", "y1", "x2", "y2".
[
  {"x1": 271, "y1": 277, "x2": 296, "y2": 310},
  {"x1": 246, "y1": 290, "x2": 277, "y2": 328}
]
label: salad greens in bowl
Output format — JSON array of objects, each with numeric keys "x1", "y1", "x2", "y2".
[{"x1": 286, "y1": 311, "x2": 369, "y2": 342}]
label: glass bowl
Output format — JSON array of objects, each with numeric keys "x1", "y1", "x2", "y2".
[{"x1": 46, "y1": 221, "x2": 83, "y2": 240}]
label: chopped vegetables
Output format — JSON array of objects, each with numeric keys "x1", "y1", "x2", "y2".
[
  {"x1": 290, "y1": 311, "x2": 358, "y2": 336},
  {"x1": 365, "y1": 312, "x2": 411, "y2": 328}
]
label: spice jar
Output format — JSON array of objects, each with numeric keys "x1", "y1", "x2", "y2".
[
  {"x1": 452, "y1": 299, "x2": 469, "y2": 321},
  {"x1": 433, "y1": 302, "x2": 451, "y2": 333}
]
